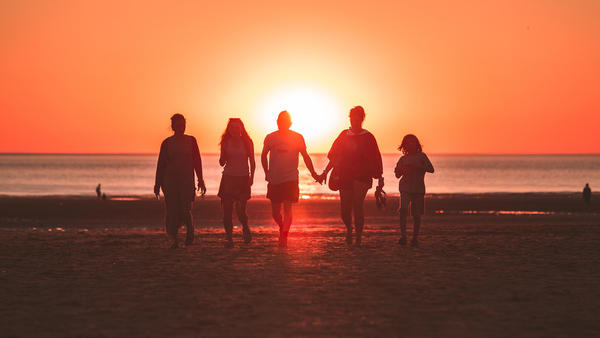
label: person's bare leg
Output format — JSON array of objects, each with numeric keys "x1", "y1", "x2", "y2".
[
  {"x1": 183, "y1": 202, "x2": 194, "y2": 245},
  {"x1": 399, "y1": 208, "x2": 408, "y2": 245},
  {"x1": 412, "y1": 215, "x2": 421, "y2": 246},
  {"x1": 222, "y1": 199, "x2": 234, "y2": 247},
  {"x1": 165, "y1": 195, "x2": 179, "y2": 248},
  {"x1": 280, "y1": 202, "x2": 292, "y2": 247},
  {"x1": 353, "y1": 185, "x2": 368, "y2": 246},
  {"x1": 236, "y1": 200, "x2": 251, "y2": 243},
  {"x1": 282, "y1": 202, "x2": 292, "y2": 232},
  {"x1": 339, "y1": 189, "x2": 353, "y2": 245},
  {"x1": 271, "y1": 202, "x2": 284, "y2": 246},
  {"x1": 271, "y1": 202, "x2": 283, "y2": 229}
]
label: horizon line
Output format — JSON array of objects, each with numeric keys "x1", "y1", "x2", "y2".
[{"x1": 1, "y1": 152, "x2": 600, "y2": 156}]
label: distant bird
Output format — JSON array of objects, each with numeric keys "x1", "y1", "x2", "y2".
[{"x1": 583, "y1": 183, "x2": 591, "y2": 204}]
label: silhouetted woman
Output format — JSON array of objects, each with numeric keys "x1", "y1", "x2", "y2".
[
  {"x1": 218, "y1": 118, "x2": 255, "y2": 247},
  {"x1": 318, "y1": 106, "x2": 384, "y2": 246},
  {"x1": 154, "y1": 114, "x2": 206, "y2": 248}
]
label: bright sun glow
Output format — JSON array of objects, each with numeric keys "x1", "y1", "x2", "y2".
[{"x1": 257, "y1": 85, "x2": 345, "y2": 147}]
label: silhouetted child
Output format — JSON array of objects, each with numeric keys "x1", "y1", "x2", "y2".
[
  {"x1": 583, "y1": 183, "x2": 591, "y2": 204},
  {"x1": 394, "y1": 134, "x2": 434, "y2": 246}
]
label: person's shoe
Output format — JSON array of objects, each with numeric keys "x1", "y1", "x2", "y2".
[
  {"x1": 410, "y1": 238, "x2": 418, "y2": 247},
  {"x1": 243, "y1": 227, "x2": 252, "y2": 244},
  {"x1": 398, "y1": 236, "x2": 407, "y2": 246}
]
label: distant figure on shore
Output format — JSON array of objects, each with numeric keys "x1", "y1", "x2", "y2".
[
  {"x1": 394, "y1": 134, "x2": 434, "y2": 247},
  {"x1": 318, "y1": 106, "x2": 384, "y2": 246},
  {"x1": 583, "y1": 183, "x2": 591, "y2": 204},
  {"x1": 261, "y1": 111, "x2": 320, "y2": 248},
  {"x1": 154, "y1": 114, "x2": 206, "y2": 248},
  {"x1": 218, "y1": 118, "x2": 255, "y2": 247},
  {"x1": 101, "y1": 193, "x2": 107, "y2": 201},
  {"x1": 96, "y1": 184, "x2": 101, "y2": 199}
]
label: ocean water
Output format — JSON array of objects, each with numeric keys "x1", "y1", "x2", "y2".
[{"x1": 0, "y1": 154, "x2": 598, "y2": 196}]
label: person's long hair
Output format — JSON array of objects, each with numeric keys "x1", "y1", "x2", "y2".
[
  {"x1": 220, "y1": 118, "x2": 253, "y2": 155},
  {"x1": 398, "y1": 134, "x2": 423, "y2": 155}
]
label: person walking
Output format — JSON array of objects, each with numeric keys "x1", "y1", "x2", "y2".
[
  {"x1": 261, "y1": 111, "x2": 320, "y2": 248},
  {"x1": 318, "y1": 106, "x2": 384, "y2": 246},
  {"x1": 394, "y1": 134, "x2": 434, "y2": 247},
  {"x1": 218, "y1": 118, "x2": 255, "y2": 247},
  {"x1": 154, "y1": 114, "x2": 206, "y2": 248}
]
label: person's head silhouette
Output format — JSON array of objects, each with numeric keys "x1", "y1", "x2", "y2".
[
  {"x1": 277, "y1": 111, "x2": 292, "y2": 131},
  {"x1": 349, "y1": 106, "x2": 365, "y2": 130},
  {"x1": 171, "y1": 114, "x2": 186, "y2": 135},
  {"x1": 224, "y1": 118, "x2": 243, "y2": 137},
  {"x1": 221, "y1": 118, "x2": 253, "y2": 153},
  {"x1": 399, "y1": 134, "x2": 423, "y2": 155}
]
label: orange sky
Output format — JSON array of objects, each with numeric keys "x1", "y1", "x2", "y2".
[{"x1": 1, "y1": 1, "x2": 599, "y2": 154}]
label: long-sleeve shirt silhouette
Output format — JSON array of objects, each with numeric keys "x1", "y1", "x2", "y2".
[
  {"x1": 328, "y1": 129, "x2": 383, "y2": 187},
  {"x1": 155, "y1": 135, "x2": 203, "y2": 201},
  {"x1": 394, "y1": 153, "x2": 434, "y2": 194}
]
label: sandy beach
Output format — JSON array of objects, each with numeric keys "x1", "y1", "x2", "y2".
[{"x1": 1, "y1": 194, "x2": 600, "y2": 337}]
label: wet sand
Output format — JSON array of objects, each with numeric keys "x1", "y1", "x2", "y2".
[{"x1": 1, "y1": 194, "x2": 600, "y2": 337}]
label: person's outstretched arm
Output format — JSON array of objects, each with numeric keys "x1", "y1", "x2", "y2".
[
  {"x1": 371, "y1": 134, "x2": 384, "y2": 188},
  {"x1": 300, "y1": 148, "x2": 319, "y2": 181},
  {"x1": 192, "y1": 137, "x2": 206, "y2": 195},
  {"x1": 261, "y1": 136, "x2": 270, "y2": 182},
  {"x1": 299, "y1": 135, "x2": 319, "y2": 181},
  {"x1": 249, "y1": 142, "x2": 256, "y2": 186},
  {"x1": 322, "y1": 161, "x2": 334, "y2": 175},
  {"x1": 318, "y1": 131, "x2": 344, "y2": 182},
  {"x1": 154, "y1": 140, "x2": 167, "y2": 196}
]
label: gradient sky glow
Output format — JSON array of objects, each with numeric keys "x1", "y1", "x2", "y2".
[{"x1": 1, "y1": 0, "x2": 599, "y2": 153}]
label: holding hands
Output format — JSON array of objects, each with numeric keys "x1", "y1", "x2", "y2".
[
  {"x1": 310, "y1": 170, "x2": 323, "y2": 185},
  {"x1": 316, "y1": 172, "x2": 328, "y2": 185}
]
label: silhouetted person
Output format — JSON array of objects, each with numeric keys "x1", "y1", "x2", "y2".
[
  {"x1": 394, "y1": 134, "x2": 434, "y2": 247},
  {"x1": 261, "y1": 111, "x2": 320, "y2": 248},
  {"x1": 583, "y1": 183, "x2": 592, "y2": 204},
  {"x1": 218, "y1": 118, "x2": 255, "y2": 248},
  {"x1": 101, "y1": 193, "x2": 107, "y2": 201},
  {"x1": 318, "y1": 106, "x2": 384, "y2": 246},
  {"x1": 154, "y1": 114, "x2": 206, "y2": 248},
  {"x1": 96, "y1": 184, "x2": 101, "y2": 199}
]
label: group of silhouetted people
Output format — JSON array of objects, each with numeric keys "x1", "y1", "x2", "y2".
[{"x1": 154, "y1": 107, "x2": 436, "y2": 248}]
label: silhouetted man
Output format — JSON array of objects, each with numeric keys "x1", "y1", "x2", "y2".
[
  {"x1": 96, "y1": 184, "x2": 101, "y2": 199},
  {"x1": 583, "y1": 183, "x2": 591, "y2": 204},
  {"x1": 261, "y1": 111, "x2": 319, "y2": 247}
]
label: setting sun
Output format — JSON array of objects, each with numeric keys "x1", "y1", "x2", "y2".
[{"x1": 257, "y1": 84, "x2": 344, "y2": 148}]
